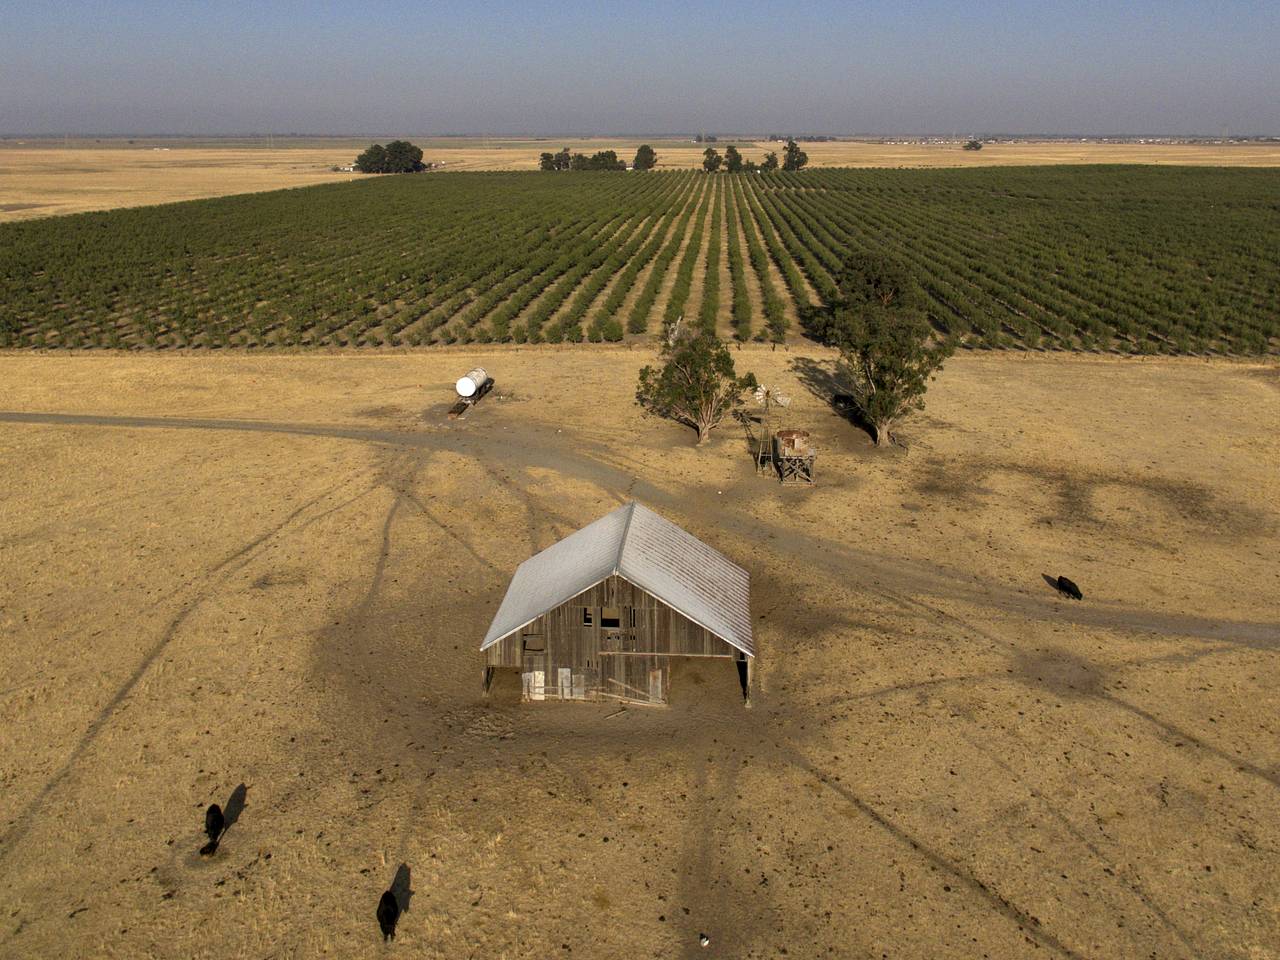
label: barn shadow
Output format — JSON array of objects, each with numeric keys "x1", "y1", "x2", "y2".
[
  {"x1": 666, "y1": 657, "x2": 744, "y2": 712},
  {"x1": 485, "y1": 666, "x2": 524, "y2": 705},
  {"x1": 911, "y1": 453, "x2": 1272, "y2": 546},
  {"x1": 788, "y1": 356, "x2": 877, "y2": 444}
]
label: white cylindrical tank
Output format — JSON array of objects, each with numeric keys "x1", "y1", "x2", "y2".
[{"x1": 455, "y1": 367, "x2": 489, "y2": 398}]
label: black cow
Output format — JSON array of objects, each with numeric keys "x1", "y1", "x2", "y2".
[
  {"x1": 1056, "y1": 575, "x2": 1083, "y2": 601},
  {"x1": 377, "y1": 889, "x2": 401, "y2": 941},
  {"x1": 200, "y1": 803, "x2": 224, "y2": 857}
]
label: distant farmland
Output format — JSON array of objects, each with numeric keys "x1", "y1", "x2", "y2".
[{"x1": 2, "y1": 166, "x2": 1277, "y2": 353}]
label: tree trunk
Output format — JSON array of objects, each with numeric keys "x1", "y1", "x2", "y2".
[
  {"x1": 873, "y1": 420, "x2": 893, "y2": 447},
  {"x1": 696, "y1": 423, "x2": 710, "y2": 445}
]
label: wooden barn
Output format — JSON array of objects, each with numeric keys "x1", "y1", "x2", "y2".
[{"x1": 481, "y1": 502, "x2": 753, "y2": 705}]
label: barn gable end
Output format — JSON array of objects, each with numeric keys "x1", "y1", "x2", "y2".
[
  {"x1": 480, "y1": 503, "x2": 752, "y2": 704},
  {"x1": 482, "y1": 502, "x2": 752, "y2": 656}
]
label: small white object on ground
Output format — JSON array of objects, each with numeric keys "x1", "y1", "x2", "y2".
[{"x1": 699, "y1": 933, "x2": 710, "y2": 947}]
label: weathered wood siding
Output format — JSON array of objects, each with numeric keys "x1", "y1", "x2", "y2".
[{"x1": 485, "y1": 574, "x2": 736, "y2": 703}]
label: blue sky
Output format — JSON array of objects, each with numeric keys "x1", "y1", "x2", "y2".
[{"x1": 2, "y1": 1, "x2": 1276, "y2": 135}]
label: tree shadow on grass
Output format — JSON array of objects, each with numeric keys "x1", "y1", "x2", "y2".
[
  {"x1": 788, "y1": 356, "x2": 877, "y2": 445},
  {"x1": 1012, "y1": 646, "x2": 1280, "y2": 791}
]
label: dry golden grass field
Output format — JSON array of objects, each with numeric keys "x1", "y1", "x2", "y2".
[
  {"x1": 0, "y1": 143, "x2": 365, "y2": 222},
  {"x1": 3, "y1": 137, "x2": 1279, "y2": 222},
  {"x1": 1, "y1": 348, "x2": 1277, "y2": 958}
]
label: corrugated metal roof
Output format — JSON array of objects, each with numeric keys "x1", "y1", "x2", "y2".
[{"x1": 481, "y1": 502, "x2": 753, "y2": 657}]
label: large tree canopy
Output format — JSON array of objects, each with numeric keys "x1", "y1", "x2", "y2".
[
  {"x1": 836, "y1": 252, "x2": 926, "y2": 313},
  {"x1": 548, "y1": 147, "x2": 573, "y2": 170},
  {"x1": 636, "y1": 330, "x2": 756, "y2": 445},
  {"x1": 633, "y1": 144, "x2": 658, "y2": 170},
  {"x1": 809, "y1": 253, "x2": 951, "y2": 446},
  {"x1": 781, "y1": 138, "x2": 808, "y2": 172},
  {"x1": 355, "y1": 140, "x2": 427, "y2": 174},
  {"x1": 723, "y1": 145, "x2": 743, "y2": 173},
  {"x1": 702, "y1": 147, "x2": 723, "y2": 173},
  {"x1": 355, "y1": 143, "x2": 386, "y2": 173}
]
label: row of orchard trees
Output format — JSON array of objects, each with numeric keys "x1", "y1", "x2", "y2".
[
  {"x1": 702, "y1": 139, "x2": 808, "y2": 173},
  {"x1": 6, "y1": 165, "x2": 1273, "y2": 354}
]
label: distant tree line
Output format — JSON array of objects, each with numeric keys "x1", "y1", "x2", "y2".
[
  {"x1": 539, "y1": 148, "x2": 625, "y2": 171},
  {"x1": 540, "y1": 145, "x2": 658, "y2": 171},
  {"x1": 701, "y1": 133, "x2": 836, "y2": 143},
  {"x1": 537, "y1": 139, "x2": 809, "y2": 174},
  {"x1": 700, "y1": 138, "x2": 806, "y2": 173},
  {"x1": 354, "y1": 141, "x2": 430, "y2": 174}
]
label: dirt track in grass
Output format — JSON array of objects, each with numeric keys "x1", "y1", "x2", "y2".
[{"x1": 0, "y1": 348, "x2": 1277, "y2": 959}]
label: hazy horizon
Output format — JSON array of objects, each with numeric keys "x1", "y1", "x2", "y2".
[
  {"x1": 3, "y1": 1, "x2": 1277, "y2": 137},
  {"x1": 6, "y1": 131, "x2": 1280, "y2": 142}
]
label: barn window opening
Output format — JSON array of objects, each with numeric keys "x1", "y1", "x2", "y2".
[
  {"x1": 522, "y1": 636, "x2": 545, "y2": 653},
  {"x1": 630, "y1": 608, "x2": 638, "y2": 627},
  {"x1": 601, "y1": 607, "x2": 621, "y2": 629},
  {"x1": 582, "y1": 608, "x2": 594, "y2": 626}
]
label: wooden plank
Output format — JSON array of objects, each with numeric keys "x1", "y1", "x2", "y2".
[{"x1": 607, "y1": 677, "x2": 653, "y2": 700}]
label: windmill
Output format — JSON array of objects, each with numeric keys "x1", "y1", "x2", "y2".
[
  {"x1": 751, "y1": 384, "x2": 791, "y2": 473},
  {"x1": 664, "y1": 314, "x2": 686, "y2": 347}
]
